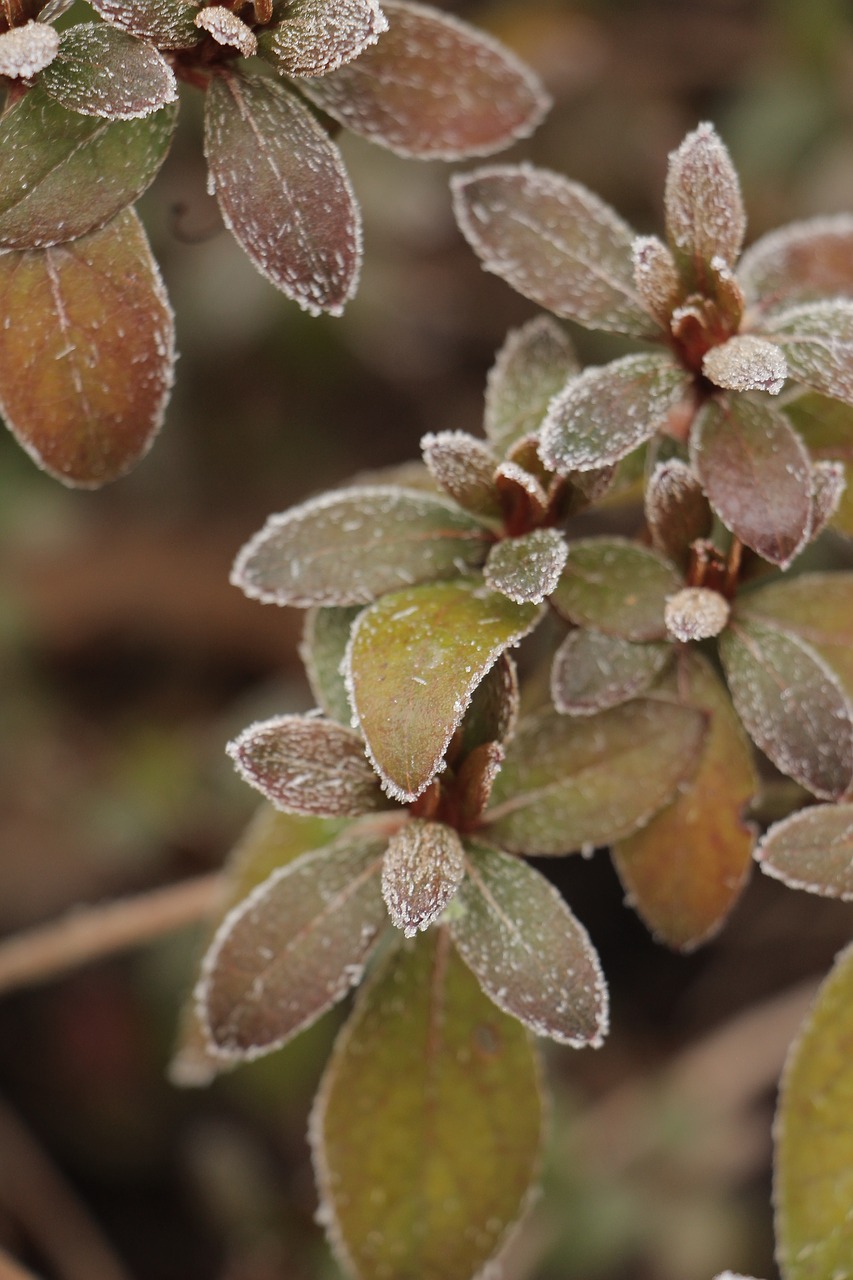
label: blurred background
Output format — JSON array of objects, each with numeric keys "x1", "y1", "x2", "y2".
[{"x1": 1, "y1": 1, "x2": 853, "y2": 1276}]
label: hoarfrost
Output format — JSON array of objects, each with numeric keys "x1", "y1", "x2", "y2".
[{"x1": 0, "y1": 20, "x2": 59, "y2": 79}]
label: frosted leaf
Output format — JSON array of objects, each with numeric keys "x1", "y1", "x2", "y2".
[
  {"x1": 484, "y1": 528, "x2": 567, "y2": 604},
  {"x1": 452, "y1": 165, "x2": 659, "y2": 338},
  {"x1": 551, "y1": 629, "x2": 671, "y2": 716},
  {"x1": 88, "y1": 0, "x2": 201, "y2": 49},
  {"x1": 41, "y1": 23, "x2": 177, "y2": 121},
  {"x1": 760, "y1": 300, "x2": 853, "y2": 407},
  {"x1": 454, "y1": 740, "x2": 505, "y2": 828},
  {"x1": 664, "y1": 122, "x2": 745, "y2": 279},
  {"x1": 300, "y1": 0, "x2": 548, "y2": 160},
  {"x1": 227, "y1": 715, "x2": 387, "y2": 818},
  {"x1": 712, "y1": 1272, "x2": 762, "y2": 1280},
  {"x1": 665, "y1": 587, "x2": 730, "y2": 642},
  {"x1": 809, "y1": 460, "x2": 846, "y2": 541},
  {"x1": 756, "y1": 804, "x2": 853, "y2": 900},
  {"x1": 420, "y1": 430, "x2": 501, "y2": 519},
  {"x1": 539, "y1": 352, "x2": 693, "y2": 472},
  {"x1": 232, "y1": 486, "x2": 490, "y2": 607},
  {"x1": 645, "y1": 458, "x2": 712, "y2": 565},
  {"x1": 381, "y1": 820, "x2": 465, "y2": 936},
  {"x1": 205, "y1": 65, "x2": 361, "y2": 315},
  {"x1": 631, "y1": 234, "x2": 680, "y2": 326},
  {"x1": 702, "y1": 334, "x2": 788, "y2": 395},
  {"x1": 0, "y1": 19, "x2": 58, "y2": 78},
  {"x1": 257, "y1": 0, "x2": 386, "y2": 78},
  {"x1": 452, "y1": 841, "x2": 608, "y2": 1047},
  {"x1": 484, "y1": 316, "x2": 580, "y2": 453},
  {"x1": 195, "y1": 5, "x2": 257, "y2": 55},
  {"x1": 736, "y1": 572, "x2": 853, "y2": 649},
  {"x1": 300, "y1": 606, "x2": 363, "y2": 725},
  {"x1": 458, "y1": 653, "x2": 519, "y2": 757},
  {"x1": 550, "y1": 536, "x2": 681, "y2": 642},
  {"x1": 494, "y1": 459, "x2": 549, "y2": 528},
  {"x1": 738, "y1": 213, "x2": 853, "y2": 312},
  {"x1": 720, "y1": 617, "x2": 853, "y2": 800}
]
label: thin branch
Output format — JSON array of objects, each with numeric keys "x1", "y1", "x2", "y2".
[{"x1": 0, "y1": 875, "x2": 224, "y2": 998}]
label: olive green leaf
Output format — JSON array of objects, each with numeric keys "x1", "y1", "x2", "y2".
[
  {"x1": 775, "y1": 942, "x2": 853, "y2": 1280},
  {"x1": 452, "y1": 840, "x2": 608, "y2": 1046},
  {"x1": 612, "y1": 654, "x2": 757, "y2": 950},
  {"x1": 756, "y1": 804, "x2": 853, "y2": 900},
  {"x1": 382, "y1": 820, "x2": 466, "y2": 936},
  {"x1": 257, "y1": 0, "x2": 386, "y2": 77},
  {"x1": 420, "y1": 430, "x2": 501, "y2": 520},
  {"x1": 0, "y1": 83, "x2": 177, "y2": 248},
  {"x1": 0, "y1": 208, "x2": 174, "y2": 487},
  {"x1": 484, "y1": 316, "x2": 580, "y2": 454},
  {"x1": 664, "y1": 122, "x2": 745, "y2": 282},
  {"x1": 88, "y1": 0, "x2": 201, "y2": 48},
  {"x1": 551, "y1": 629, "x2": 671, "y2": 716},
  {"x1": 347, "y1": 579, "x2": 541, "y2": 800},
  {"x1": 738, "y1": 213, "x2": 853, "y2": 313},
  {"x1": 311, "y1": 929, "x2": 542, "y2": 1280},
  {"x1": 484, "y1": 528, "x2": 568, "y2": 604},
  {"x1": 761, "y1": 300, "x2": 853, "y2": 407},
  {"x1": 300, "y1": 606, "x2": 363, "y2": 724},
  {"x1": 41, "y1": 23, "x2": 177, "y2": 120},
  {"x1": 550, "y1": 537, "x2": 680, "y2": 642},
  {"x1": 484, "y1": 698, "x2": 707, "y2": 855}
]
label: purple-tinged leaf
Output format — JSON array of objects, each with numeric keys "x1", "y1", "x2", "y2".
[
  {"x1": 205, "y1": 65, "x2": 361, "y2": 315},
  {"x1": 645, "y1": 458, "x2": 712, "y2": 567},
  {"x1": 484, "y1": 698, "x2": 706, "y2": 856},
  {"x1": 195, "y1": 5, "x2": 257, "y2": 54},
  {"x1": 300, "y1": 606, "x2": 363, "y2": 725},
  {"x1": 453, "y1": 841, "x2": 608, "y2": 1047},
  {"x1": 0, "y1": 82, "x2": 177, "y2": 249},
  {"x1": 757, "y1": 804, "x2": 853, "y2": 900},
  {"x1": 452, "y1": 165, "x2": 659, "y2": 338},
  {"x1": 88, "y1": 0, "x2": 201, "y2": 48},
  {"x1": 664, "y1": 122, "x2": 745, "y2": 283},
  {"x1": 702, "y1": 334, "x2": 787, "y2": 394},
  {"x1": 612, "y1": 654, "x2": 757, "y2": 951},
  {"x1": 760, "y1": 301, "x2": 853, "y2": 406},
  {"x1": 551, "y1": 629, "x2": 671, "y2": 716},
  {"x1": 550, "y1": 537, "x2": 680, "y2": 642},
  {"x1": 690, "y1": 397, "x2": 813, "y2": 568},
  {"x1": 0, "y1": 18, "x2": 57, "y2": 77},
  {"x1": 455, "y1": 741, "x2": 505, "y2": 830},
  {"x1": 0, "y1": 208, "x2": 174, "y2": 487},
  {"x1": 494, "y1": 459, "x2": 549, "y2": 530},
  {"x1": 664, "y1": 586, "x2": 730, "y2": 642},
  {"x1": 484, "y1": 316, "x2": 580, "y2": 454},
  {"x1": 539, "y1": 353, "x2": 693, "y2": 472},
  {"x1": 420, "y1": 431, "x2": 501, "y2": 520},
  {"x1": 196, "y1": 824, "x2": 397, "y2": 1059},
  {"x1": 300, "y1": 0, "x2": 548, "y2": 160},
  {"x1": 382, "y1": 820, "x2": 465, "y2": 936},
  {"x1": 458, "y1": 653, "x2": 518, "y2": 758},
  {"x1": 738, "y1": 214, "x2": 853, "y2": 313},
  {"x1": 783, "y1": 391, "x2": 853, "y2": 537},
  {"x1": 311, "y1": 929, "x2": 542, "y2": 1280},
  {"x1": 227, "y1": 715, "x2": 387, "y2": 818},
  {"x1": 41, "y1": 23, "x2": 177, "y2": 120},
  {"x1": 346, "y1": 579, "x2": 541, "y2": 801},
  {"x1": 484, "y1": 528, "x2": 567, "y2": 604},
  {"x1": 631, "y1": 234, "x2": 680, "y2": 327},
  {"x1": 809, "y1": 460, "x2": 846, "y2": 540},
  {"x1": 720, "y1": 617, "x2": 853, "y2": 800},
  {"x1": 774, "y1": 942, "x2": 853, "y2": 1280},
  {"x1": 258, "y1": 0, "x2": 386, "y2": 77},
  {"x1": 232, "y1": 486, "x2": 490, "y2": 607}
]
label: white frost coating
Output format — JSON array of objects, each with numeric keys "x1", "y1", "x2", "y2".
[
  {"x1": 664, "y1": 587, "x2": 730, "y2": 642},
  {"x1": 664, "y1": 121, "x2": 746, "y2": 268},
  {"x1": 484, "y1": 314, "x2": 580, "y2": 451},
  {"x1": 420, "y1": 430, "x2": 499, "y2": 514},
  {"x1": 195, "y1": 6, "x2": 258, "y2": 56},
  {"x1": 263, "y1": 0, "x2": 387, "y2": 78},
  {"x1": 702, "y1": 334, "x2": 788, "y2": 394},
  {"x1": 631, "y1": 234, "x2": 678, "y2": 326},
  {"x1": 759, "y1": 299, "x2": 853, "y2": 406},
  {"x1": 484, "y1": 528, "x2": 568, "y2": 604},
  {"x1": 755, "y1": 803, "x2": 853, "y2": 901},
  {"x1": 381, "y1": 820, "x2": 465, "y2": 936},
  {"x1": 738, "y1": 212, "x2": 853, "y2": 309},
  {"x1": 0, "y1": 20, "x2": 59, "y2": 78}
]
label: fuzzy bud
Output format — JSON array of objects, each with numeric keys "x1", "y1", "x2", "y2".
[{"x1": 664, "y1": 586, "x2": 730, "y2": 642}]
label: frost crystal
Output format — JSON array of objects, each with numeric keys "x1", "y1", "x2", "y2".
[
  {"x1": 665, "y1": 586, "x2": 730, "y2": 642},
  {"x1": 195, "y1": 6, "x2": 258, "y2": 56},
  {"x1": 0, "y1": 20, "x2": 60, "y2": 79},
  {"x1": 702, "y1": 334, "x2": 788, "y2": 395}
]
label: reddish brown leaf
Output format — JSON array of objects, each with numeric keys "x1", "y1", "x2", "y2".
[
  {"x1": 88, "y1": 0, "x2": 201, "y2": 48},
  {"x1": 664, "y1": 122, "x2": 745, "y2": 283},
  {"x1": 420, "y1": 431, "x2": 501, "y2": 520},
  {"x1": 258, "y1": 0, "x2": 387, "y2": 77},
  {"x1": 738, "y1": 214, "x2": 853, "y2": 313},
  {"x1": 381, "y1": 820, "x2": 465, "y2": 936},
  {"x1": 645, "y1": 458, "x2": 712, "y2": 567}
]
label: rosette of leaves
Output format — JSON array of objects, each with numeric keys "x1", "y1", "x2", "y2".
[
  {"x1": 0, "y1": 0, "x2": 547, "y2": 486},
  {"x1": 452, "y1": 121, "x2": 853, "y2": 571}
]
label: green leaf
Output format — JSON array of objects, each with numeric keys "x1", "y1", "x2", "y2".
[
  {"x1": 691, "y1": 397, "x2": 813, "y2": 568},
  {"x1": 300, "y1": 606, "x2": 363, "y2": 724},
  {"x1": 452, "y1": 841, "x2": 608, "y2": 1046},
  {"x1": 227, "y1": 715, "x2": 388, "y2": 818},
  {"x1": 311, "y1": 929, "x2": 542, "y2": 1280},
  {"x1": 775, "y1": 942, "x2": 853, "y2": 1280},
  {"x1": 196, "y1": 821, "x2": 399, "y2": 1060},
  {"x1": 452, "y1": 166, "x2": 659, "y2": 338},
  {"x1": 484, "y1": 698, "x2": 706, "y2": 855},
  {"x1": 550, "y1": 537, "x2": 681, "y2": 642},
  {"x1": 738, "y1": 213, "x2": 853, "y2": 313},
  {"x1": 737, "y1": 573, "x2": 853, "y2": 647},
  {"x1": 784, "y1": 390, "x2": 853, "y2": 536},
  {"x1": 484, "y1": 316, "x2": 580, "y2": 454},
  {"x1": 484, "y1": 528, "x2": 568, "y2": 604},
  {"x1": 664, "y1": 122, "x2": 745, "y2": 283},
  {"x1": 539, "y1": 353, "x2": 693, "y2": 472},
  {"x1": 757, "y1": 804, "x2": 853, "y2": 900},
  {"x1": 0, "y1": 208, "x2": 174, "y2": 487},
  {"x1": 232, "y1": 487, "x2": 491, "y2": 607},
  {"x1": 720, "y1": 617, "x2": 853, "y2": 800},
  {"x1": 300, "y1": 0, "x2": 548, "y2": 160},
  {"x1": 347, "y1": 579, "x2": 541, "y2": 801},
  {"x1": 0, "y1": 83, "x2": 177, "y2": 249},
  {"x1": 551, "y1": 629, "x2": 671, "y2": 716},
  {"x1": 257, "y1": 0, "x2": 386, "y2": 77},
  {"x1": 88, "y1": 0, "x2": 201, "y2": 48},
  {"x1": 41, "y1": 23, "x2": 177, "y2": 120},
  {"x1": 420, "y1": 430, "x2": 501, "y2": 520},
  {"x1": 645, "y1": 458, "x2": 713, "y2": 567},
  {"x1": 205, "y1": 66, "x2": 361, "y2": 315},
  {"x1": 762, "y1": 301, "x2": 853, "y2": 406},
  {"x1": 611, "y1": 654, "x2": 757, "y2": 951},
  {"x1": 382, "y1": 820, "x2": 466, "y2": 936}
]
